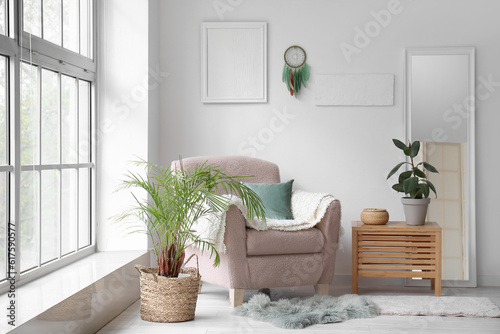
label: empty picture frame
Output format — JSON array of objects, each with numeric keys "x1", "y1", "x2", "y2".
[{"x1": 201, "y1": 22, "x2": 267, "y2": 103}]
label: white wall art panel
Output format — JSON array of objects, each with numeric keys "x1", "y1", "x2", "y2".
[
  {"x1": 202, "y1": 22, "x2": 267, "y2": 103},
  {"x1": 315, "y1": 74, "x2": 394, "y2": 106}
]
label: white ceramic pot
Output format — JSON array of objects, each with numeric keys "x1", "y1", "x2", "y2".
[{"x1": 401, "y1": 197, "x2": 430, "y2": 226}]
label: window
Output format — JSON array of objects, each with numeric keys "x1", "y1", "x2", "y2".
[
  {"x1": 23, "y1": 0, "x2": 93, "y2": 58},
  {"x1": 0, "y1": 0, "x2": 95, "y2": 292}
]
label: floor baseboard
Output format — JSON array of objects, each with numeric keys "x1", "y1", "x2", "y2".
[{"x1": 478, "y1": 275, "x2": 500, "y2": 287}]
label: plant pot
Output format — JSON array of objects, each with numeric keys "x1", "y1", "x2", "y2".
[
  {"x1": 135, "y1": 255, "x2": 201, "y2": 323},
  {"x1": 401, "y1": 197, "x2": 430, "y2": 226}
]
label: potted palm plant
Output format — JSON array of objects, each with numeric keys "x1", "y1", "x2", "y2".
[
  {"x1": 387, "y1": 139, "x2": 439, "y2": 225},
  {"x1": 114, "y1": 159, "x2": 265, "y2": 322}
]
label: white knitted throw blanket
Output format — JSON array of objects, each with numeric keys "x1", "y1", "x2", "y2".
[{"x1": 191, "y1": 190, "x2": 336, "y2": 253}]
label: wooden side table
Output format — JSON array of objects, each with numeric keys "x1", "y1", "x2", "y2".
[{"x1": 352, "y1": 221, "x2": 442, "y2": 296}]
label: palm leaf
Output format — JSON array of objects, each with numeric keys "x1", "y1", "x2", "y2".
[{"x1": 113, "y1": 158, "x2": 266, "y2": 276}]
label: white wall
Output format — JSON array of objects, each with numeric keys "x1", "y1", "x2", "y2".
[
  {"x1": 157, "y1": 0, "x2": 500, "y2": 286},
  {"x1": 147, "y1": 0, "x2": 162, "y2": 263},
  {"x1": 97, "y1": 0, "x2": 152, "y2": 251}
]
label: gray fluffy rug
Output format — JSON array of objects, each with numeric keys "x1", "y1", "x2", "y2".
[{"x1": 236, "y1": 293, "x2": 378, "y2": 329}]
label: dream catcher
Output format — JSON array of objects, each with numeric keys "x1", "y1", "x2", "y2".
[{"x1": 282, "y1": 45, "x2": 310, "y2": 97}]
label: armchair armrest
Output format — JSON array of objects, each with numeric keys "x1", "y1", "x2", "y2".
[
  {"x1": 315, "y1": 199, "x2": 341, "y2": 284},
  {"x1": 220, "y1": 205, "x2": 252, "y2": 288},
  {"x1": 224, "y1": 205, "x2": 248, "y2": 257},
  {"x1": 187, "y1": 205, "x2": 250, "y2": 289},
  {"x1": 315, "y1": 199, "x2": 341, "y2": 243}
]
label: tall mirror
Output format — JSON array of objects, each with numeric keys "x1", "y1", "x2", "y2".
[{"x1": 405, "y1": 47, "x2": 476, "y2": 287}]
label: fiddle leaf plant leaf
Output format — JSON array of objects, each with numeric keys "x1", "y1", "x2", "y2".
[
  {"x1": 410, "y1": 141, "x2": 420, "y2": 158},
  {"x1": 389, "y1": 139, "x2": 439, "y2": 199},
  {"x1": 387, "y1": 162, "x2": 406, "y2": 179},
  {"x1": 393, "y1": 139, "x2": 407, "y2": 150},
  {"x1": 399, "y1": 170, "x2": 413, "y2": 183},
  {"x1": 423, "y1": 162, "x2": 439, "y2": 173},
  {"x1": 414, "y1": 167, "x2": 426, "y2": 178},
  {"x1": 403, "y1": 176, "x2": 419, "y2": 194},
  {"x1": 423, "y1": 179, "x2": 438, "y2": 197},
  {"x1": 392, "y1": 183, "x2": 404, "y2": 192},
  {"x1": 420, "y1": 183, "x2": 430, "y2": 198}
]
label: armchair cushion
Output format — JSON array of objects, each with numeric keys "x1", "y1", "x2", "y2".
[
  {"x1": 246, "y1": 228, "x2": 324, "y2": 256},
  {"x1": 242, "y1": 180, "x2": 294, "y2": 219}
]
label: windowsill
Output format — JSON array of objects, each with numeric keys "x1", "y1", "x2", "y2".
[{"x1": 0, "y1": 250, "x2": 148, "y2": 333}]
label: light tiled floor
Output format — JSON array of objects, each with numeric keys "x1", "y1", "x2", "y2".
[{"x1": 98, "y1": 283, "x2": 500, "y2": 333}]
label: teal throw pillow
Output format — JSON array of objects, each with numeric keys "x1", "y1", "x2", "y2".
[{"x1": 242, "y1": 180, "x2": 294, "y2": 220}]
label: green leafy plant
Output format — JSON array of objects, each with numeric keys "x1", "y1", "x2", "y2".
[
  {"x1": 387, "y1": 139, "x2": 439, "y2": 199},
  {"x1": 114, "y1": 159, "x2": 266, "y2": 278}
]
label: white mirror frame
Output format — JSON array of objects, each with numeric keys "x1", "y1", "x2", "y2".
[
  {"x1": 201, "y1": 22, "x2": 267, "y2": 103},
  {"x1": 404, "y1": 47, "x2": 476, "y2": 288}
]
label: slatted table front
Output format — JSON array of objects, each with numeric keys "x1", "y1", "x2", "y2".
[{"x1": 352, "y1": 221, "x2": 442, "y2": 296}]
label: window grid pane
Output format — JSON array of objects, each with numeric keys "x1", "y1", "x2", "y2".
[
  {"x1": 0, "y1": 0, "x2": 6, "y2": 36},
  {"x1": 78, "y1": 80, "x2": 90, "y2": 163},
  {"x1": 41, "y1": 170, "x2": 59, "y2": 263},
  {"x1": 62, "y1": 0, "x2": 79, "y2": 53},
  {"x1": 21, "y1": 63, "x2": 40, "y2": 166},
  {"x1": 23, "y1": 0, "x2": 41, "y2": 37},
  {"x1": 0, "y1": 172, "x2": 6, "y2": 280},
  {"x1": 79, "y1": 0, "x2": 90, "y2": 58},
  {"x1": 20, "y1": 170, "x2": 39, "y2": 273},
  {"x1": 41, "y1": 69, "x2": 60, "y2": 164},
  {"x1": 0, "y1": 55, "x2": 6, "y2": 166},
  {"x1": 78, "y1": 168, "x2": 90, "y2": 248},
  {"x1": 61, "y1": 168, "x2": 77, "y2": 255},
  {"x1": 42, "y1": 0, "x2": 62, "y2": 46},
  {"x1": 62, "y1": 75, "x2": 77, "y2": 164}
]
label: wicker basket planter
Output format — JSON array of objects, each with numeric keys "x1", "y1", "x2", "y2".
[
  {"x1": 135, "y1": 255, "x2": 201, "y2": 323},
  {"x1": 360, "y1": 208, "x2": 389, "y2": 225}
]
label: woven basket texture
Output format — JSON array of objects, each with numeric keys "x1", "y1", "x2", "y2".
[
  {"x1": 136, "y1": 255, "x2": 201, "y2": 323},
  {"x1": 361, "y1": 208, "x2": 389, "y2": 225}
]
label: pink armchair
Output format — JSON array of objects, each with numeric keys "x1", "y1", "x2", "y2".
[{"x1": 172, "y1": 156, "x2": 341, "y2": 307}]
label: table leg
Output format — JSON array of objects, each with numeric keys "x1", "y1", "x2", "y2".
[
  {"x1": 352, "y1": 230, "x2": 358, "y2": 294},
  {"x1": 435, "y1": 231, "x2": 442, "y2": 296}
]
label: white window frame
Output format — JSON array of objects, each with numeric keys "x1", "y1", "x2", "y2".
[{"x1": 0, "y1": 0, "x2": 97, "y2": 293}]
